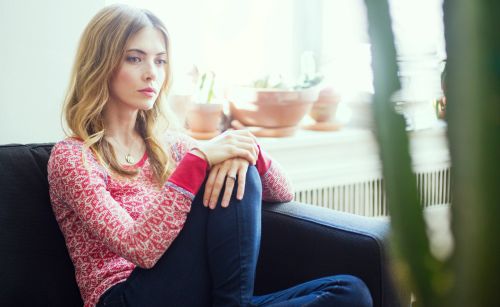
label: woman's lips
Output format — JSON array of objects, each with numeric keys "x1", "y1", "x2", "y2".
[
  {"x1": 138, "y1": 88, "x2": 156, "y2": 97},
  {"x1": 139, "y1": 90, "x2": 155, "y2": 97}
]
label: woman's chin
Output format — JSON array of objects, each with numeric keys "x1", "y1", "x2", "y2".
[
  {"x1": 141, "y1": 104, "x2": 155, "y2": 111},
  {"x1": 138, "y1": 99, "x2": 156, "y2": 111}
]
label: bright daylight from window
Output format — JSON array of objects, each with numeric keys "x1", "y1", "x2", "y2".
[{"x1": 107, "y1": 0, "x2": 445, "y2": 128}]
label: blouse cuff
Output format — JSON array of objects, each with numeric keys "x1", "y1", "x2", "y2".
[
  {"x1": 168, "y1": 152, "x2": 208, "y2": 195},
  {"x1": 256, "y1": 144, "x2": 272, "y2": 176}
]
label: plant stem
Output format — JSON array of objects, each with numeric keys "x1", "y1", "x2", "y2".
[
  {"x1": 444, "y1": 0, "x2": 500, "y2": 305},
  {"x1": 364, "y1": 0, "x2": 445, "y2": 305}
]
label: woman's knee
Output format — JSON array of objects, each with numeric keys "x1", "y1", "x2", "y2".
[
  {"x1": 310, "y1": 275, "x2": 372, "y2": 307},
  {"x1": 234, "y1": 166, "x2": 262, "y2": 211},
  {"x1": 244, "y1": 166, "x2": 262, "y2": 195},
  {"x1": 334, "y1": 275, "x2": 373, "y2": 307},
  {"x1": 196, "y1": 166, "x2": 262, "y2": 210}
]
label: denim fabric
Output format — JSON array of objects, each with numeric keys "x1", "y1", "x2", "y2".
[
  {"x1": 97, "y1": 166, "x2": 372, "y2": 307},
  {"x1": 250, "y1": 275, "x2": 372, "y2": 307}
]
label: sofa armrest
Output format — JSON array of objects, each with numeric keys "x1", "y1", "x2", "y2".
[{"x1": 255, "y1": 201, "x2": 405, "y2": 307}]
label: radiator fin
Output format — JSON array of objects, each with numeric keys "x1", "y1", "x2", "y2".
[{"x1": 294, "y1": 168, "x2": 451, "y2": 216}]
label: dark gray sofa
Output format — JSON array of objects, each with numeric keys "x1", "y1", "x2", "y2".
[{"x1": 0, "y1": 143, "x2": 404, "y2": 307}]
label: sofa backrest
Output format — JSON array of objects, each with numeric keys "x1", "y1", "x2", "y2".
[{"x1": 0, "y1": 144, "x2": 83, "y2": 307}]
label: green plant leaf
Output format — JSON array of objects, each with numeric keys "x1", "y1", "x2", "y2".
[{"x1": 364, "y1": 1, "x2": 445, "y2": 305}]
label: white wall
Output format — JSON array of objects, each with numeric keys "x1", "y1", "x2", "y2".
[{"x1": 0, "y1": 0, "x2": 104, "y2": 144}]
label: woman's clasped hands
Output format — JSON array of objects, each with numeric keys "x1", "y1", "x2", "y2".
[{"x1": 190, "y1": 130, "x2": 259, "y2": 209}]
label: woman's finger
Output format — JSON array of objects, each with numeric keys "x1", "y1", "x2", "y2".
[
  {"x1": 199, "y1": 129, "x2": 259, "y2": 166},
  {"x1": 234, "y1": 129, "x2": 257, "y2": 141},
  {"x1": 231, "y1": 147, "x2": 256, "y2": 165},
  {"x1": 209, "y1": 164, "x2": 230, "y2": 209},
  {"x1": 230, "y1": 134, "x2": 255, "y2": 145},
  {"x1": 221, "y1": 169, "x2": 238, "y2": 208},
  {"x1": 224, "y1": 134, "x2": 256, "y2": 153},
  {"x1": 204, "y1": 165, "x2": 220, "y2": 207},
  {"x1": 233, "y1": 142, "x2": 258, "y2": 162},
  {"x1": 236, "y1": 164, "x2": 248, "y2": 200}
]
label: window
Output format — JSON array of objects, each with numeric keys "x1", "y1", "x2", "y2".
[{"x1": 107, "y1": 0, "x2": 445, "y2": 105}]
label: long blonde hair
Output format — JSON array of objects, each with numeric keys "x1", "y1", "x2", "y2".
[{"x1": 63, "y1": 4, "x2": 174, "y2": 184}]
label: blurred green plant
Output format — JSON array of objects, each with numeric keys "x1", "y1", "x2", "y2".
[
  {"x1": 252, "y1": 74, "x2": 287, "y2": 89},
  {"x1": 295, "y1": 51, "x2": 323, "y2": 90},
  {"x1": 252, "y1": 73, "x2": 322, "y2": 90},
  {"x1": 252, "y1": 51, "x2": 323, "y2": 90},
  {"x1": 364, "y1": 0, "x2": 500, "y2": 306},
  {"x1": 195, "y1": 71, "x2": 216, "y2": 103}
]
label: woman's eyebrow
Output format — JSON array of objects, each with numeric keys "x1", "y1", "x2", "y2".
[{"x1": 126, "y1": 48, "x2": 167, "y2": 55}]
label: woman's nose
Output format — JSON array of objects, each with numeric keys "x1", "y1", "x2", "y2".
[{"x1": 143, "y1": 61, "x2": 157, "y2": 81}]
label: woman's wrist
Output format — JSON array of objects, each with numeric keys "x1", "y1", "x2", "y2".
[{"x1": 191, "y1": 147, "x2": 212, "y2": 169}]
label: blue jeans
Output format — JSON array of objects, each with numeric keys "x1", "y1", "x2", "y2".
[{"x1": 97, "y1": 166, "x2": 372, "y2": 307}]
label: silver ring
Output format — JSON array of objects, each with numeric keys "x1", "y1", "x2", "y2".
[{"x1": 227, "y1": 175, "x2": 237, "y2": 181}]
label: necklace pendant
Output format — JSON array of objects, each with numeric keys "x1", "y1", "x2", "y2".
[{"x1": 125, "y1": 154, "x2": 135, "y2": 165}]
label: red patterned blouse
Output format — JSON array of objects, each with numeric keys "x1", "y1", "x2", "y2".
[{"x1": 47, "y1": 133, "x2": 293, "y2": 307}]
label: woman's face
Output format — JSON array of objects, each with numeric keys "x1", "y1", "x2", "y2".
[{"x1": 109, "y1": 26, "x2": 168, "y2": 111}]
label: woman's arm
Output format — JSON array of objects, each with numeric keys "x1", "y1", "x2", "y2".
[
  {"x1": 202, "y1": 144, "x2": 295, "y2": 206},
  {"x1": 173, "y1": 131, "x2": 293, "y2": 205},
  {"x1": 48, "y1": 139, "x2": 208, "y2": 269},
  {"x1": 255, "y1": 145, "x2": 294, "y2": 203},
  {"x1": 167, "y1": 129, "x2": 259, "y2": 168}
]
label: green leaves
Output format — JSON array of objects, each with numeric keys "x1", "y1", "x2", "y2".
[
  {"x1": 366, "y1": 0, "x2": 500, "y2": 306},
  {"x1": 364, "y1": 0, "x2": 445, "y2": 306},
  {"x1": 444, "y1": 1, "x2": 500, "y2": 305}
]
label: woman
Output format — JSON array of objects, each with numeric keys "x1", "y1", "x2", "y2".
[{"x1": 48, "y1": 4, "x2": 372, "y2": 307}]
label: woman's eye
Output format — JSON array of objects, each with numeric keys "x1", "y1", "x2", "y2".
[
  {"x1": 155, "y1": 59, "x2": 167, "y2": 65},
  {"x1": 126, "y1": 56, "x2": 141, "y2": 63}
]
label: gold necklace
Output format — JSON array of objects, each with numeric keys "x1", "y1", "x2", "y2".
[
  {"x1": 125, "y1": 153, "x2": 135, "y2": 165},
  {"x1": 109, "y1": 136, "x2": 140, "y2": 165}
]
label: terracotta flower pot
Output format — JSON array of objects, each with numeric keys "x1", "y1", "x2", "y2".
[
  {"x1": 309, "y1": 87, "x2": 340, "y2": 123},
  {"x1": 227, "y1": 87, "x2": 318, "y2": 128},
  {"x1": 186, "y1": 103, "x2": 223, "y2": 133}
]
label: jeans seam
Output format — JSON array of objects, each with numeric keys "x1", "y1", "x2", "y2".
[{"x1": 237, "y1": 198, "x2": 247, "y2": 306}]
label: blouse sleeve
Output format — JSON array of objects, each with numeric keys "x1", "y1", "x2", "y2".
[
  {"x1": 48, "y1": 139, "x2": 208, "y2": 269},
  {"x1": 255, "y1": 145, "x2": 294, "y2": 203},
  {"x1": 163, "y1": 130, "x2": 199, "y2": 163}
]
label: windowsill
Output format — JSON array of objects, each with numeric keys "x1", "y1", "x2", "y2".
[{"x1": 257, "y1": 122, "x2": 450, "y2": 191}]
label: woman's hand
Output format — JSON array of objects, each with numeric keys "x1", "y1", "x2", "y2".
[
  {"x1": 193, "y1": 130, "x2": 259, "y2": 167},
  {"x1": 203, "y1": 158, "x2": 250, "y2": 209}
]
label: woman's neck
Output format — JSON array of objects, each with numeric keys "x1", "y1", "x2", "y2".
[
  {"x1": 102, "y1": 102, "x2": 140, "y2": 146},
  {"x1": 102, "y1": 103, "x2": 146, "y2": 165}
]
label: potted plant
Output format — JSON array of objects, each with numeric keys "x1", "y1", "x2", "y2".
[
  {"x1": 297, "y1": 50, "x2": 342, "y2": 131},
  {"x1": 228, "y1": 74, "x2": 317, "y2": 124},
  {"x1": 226, "y1": 74, "x2": 323, "y2": 137},
  {"x1": 227, "y1": 52, "x2": 328, "y2": 137},
  {"x1": 304, "y1": 86, "x2": 342, "y2": 131},
  {"x1": 186, "y1": 70, "x2": 224, "y2": 140}
]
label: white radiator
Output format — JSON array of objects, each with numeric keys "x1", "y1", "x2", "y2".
[
  {"x1": 294, "y1": 167, "x2": 451, "y2": 217},
  {"x1": 258, "y1": 125, "x2": 451, "y2": 217}
]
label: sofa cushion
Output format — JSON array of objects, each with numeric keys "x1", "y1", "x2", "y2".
[{"x1": 0, "y1": 144, "x2": 82, "y2": 307}]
